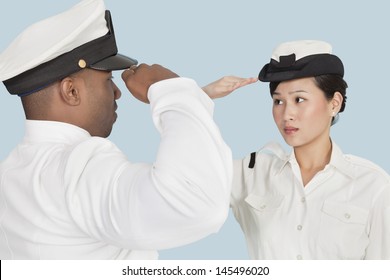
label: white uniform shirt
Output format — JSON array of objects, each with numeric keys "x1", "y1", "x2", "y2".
[
  {"x1": 231, "y1": 142, "x2": 390, "y2": 260},
  {"x1": 0, "y1": 78, "x2": 232, "y2": 259}
]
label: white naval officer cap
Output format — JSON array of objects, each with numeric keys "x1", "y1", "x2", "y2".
[
  {"x1": 0, "y1": 0, "x2": 138, "y2": 96},
  {"x1": 258, "y1": 40, "x2": 344, "y2": 82}
]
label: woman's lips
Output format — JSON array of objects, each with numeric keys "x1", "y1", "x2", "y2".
[{"x1": 284, "y1": 126, "x2": 299, "y2": 135}]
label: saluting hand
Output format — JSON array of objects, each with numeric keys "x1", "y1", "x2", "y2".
[
  {"x1": 202, "y1": 76, "x2": 258, "y2": 99},
  {"x1": 121, "y1": 63, "x2": 179, "y2": 104}
]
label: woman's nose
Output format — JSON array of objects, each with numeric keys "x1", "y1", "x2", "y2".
[{"x1": 283, "y1": 104, "x2": 296, "y2": 121}]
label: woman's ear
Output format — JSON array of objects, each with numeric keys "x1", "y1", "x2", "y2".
[
  {"x1": 59, "y1": 76, "x2": 82, "y2": 106},
  {"x1": 331, "y1": 91, "x2": 343, "y2": 113}
]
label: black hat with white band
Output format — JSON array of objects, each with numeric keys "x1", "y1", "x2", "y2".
[{"x1": 258, "y1": 40, "x2": 344, "y2": 82}]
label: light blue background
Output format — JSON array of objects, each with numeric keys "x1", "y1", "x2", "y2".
[{"x1": 1, "y1": 0, "x2": 390, "y2": 259}]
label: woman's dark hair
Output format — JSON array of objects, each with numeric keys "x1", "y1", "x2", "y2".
[{"x1": 269, "y1": 74, "x2": 348, "y2": 124}]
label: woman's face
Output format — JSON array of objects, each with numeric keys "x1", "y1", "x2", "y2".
[{"x1": 272, "y1": 77, "x2": 335, "y2": 149}]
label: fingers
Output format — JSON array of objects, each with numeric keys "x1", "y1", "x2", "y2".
[
  {"x1": 121, "y1": 64, "x2": 139, "y2": 81},
  {"x1": 221, "y1": 76, "x2": 258, "y2": 91},
  {"x1": 231, "y1": 77, "x2": 258, "y2": 90},
  {"x1": 121, "y1": 64, "x2": 150, "y2": 104},
  {"x1": 202, "y1": 76, "x2": 258, "y2": 99},
  {"x1": 120, "y1": 63, "x2": 180, "y2": 104}
]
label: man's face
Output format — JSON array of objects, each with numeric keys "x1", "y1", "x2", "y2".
[{"x1": 77, "y1": 69, "x2": 122, "y2": 137}]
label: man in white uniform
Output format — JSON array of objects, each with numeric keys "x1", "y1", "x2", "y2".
[{"x1": 0, "y1": 0, "x2": 232, "y2": 259}]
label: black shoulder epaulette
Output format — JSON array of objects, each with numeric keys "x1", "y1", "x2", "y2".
[{"x1": 248, "y1": 152, "x2": 256, "y2": 169}]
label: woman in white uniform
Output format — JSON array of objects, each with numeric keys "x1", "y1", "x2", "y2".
[{"x1": 205, "y1": 40, "x2": 390, "y2": 259}]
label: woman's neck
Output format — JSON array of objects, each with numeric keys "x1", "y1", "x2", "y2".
[{"x1": 293, "y1": 136, "x2": 332, "y2": 186}]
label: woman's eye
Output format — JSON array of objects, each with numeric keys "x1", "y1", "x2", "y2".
[
  {"x1": 296, "y1": 97, "x2": 305, "y2": 103},
  {"x1": 273, "y1": 99, "x2": 283, "y2": 105}
]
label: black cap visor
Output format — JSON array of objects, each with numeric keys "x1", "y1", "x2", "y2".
[{"x1": 90, "y1": 53, "x2": 138, "y2": 71}]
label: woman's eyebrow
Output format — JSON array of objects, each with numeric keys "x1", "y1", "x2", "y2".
[{"x1": 272, "y1": 90, "x2": 308, "y2": 96}]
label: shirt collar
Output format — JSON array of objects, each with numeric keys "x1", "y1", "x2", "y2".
[
  {"x1": 275, "y1": 140, "x2": 355, "y2": 179},
  {"x1": 23, "y1": 120, "x2": 91, "y2": 144},
  {"x1": 259, "y1": 142, "x2": 290, "y2": 175},
  {"x1": 327, "y1": 142, "x2": 356, "y2": 179}
]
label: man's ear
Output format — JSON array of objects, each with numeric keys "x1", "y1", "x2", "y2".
[{"x1": 59, "y1": 76, "x2": 81, "y2": 106}]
